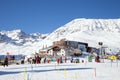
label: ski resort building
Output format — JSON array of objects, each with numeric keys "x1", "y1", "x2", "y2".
[{"x1": 39, "y1": 39, "x2": 88, "y2": 57}]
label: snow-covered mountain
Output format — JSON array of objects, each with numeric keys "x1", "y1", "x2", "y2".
[
  {"x1": 0, "y1": 29, "x2": 49, "y2": 55},
  {"x1": 0, "y1": 29, "x2": 48, "y2": 45},
  {"x1": 45, "y1": 18, "x2": 120, "y2": 50},
  {"x1": 0, "y1": 18, "x2": 120, "y2": 55}
]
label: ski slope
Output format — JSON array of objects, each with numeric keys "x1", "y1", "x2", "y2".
[{"x1": 0, "y1": 60, "x2": 120, "y2": 80}]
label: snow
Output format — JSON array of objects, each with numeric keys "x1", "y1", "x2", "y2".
[
  {"x1": 1, "y1": 18, "x2": 120, "y2": 79},
  {"x1": 0, "y1": 60, "x2": 120, "y2": 80},
  {"x1": 0, "y1": 18, "x2": 120, "y2": 55}
]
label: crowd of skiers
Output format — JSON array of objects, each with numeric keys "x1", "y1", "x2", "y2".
[
  {"x1": 27, "y1": 55, "x2": 51, "y2": 64},
  {"x1": 26, "y1": 55, "x2": 68, "y2": 64},
  {"x1": 0, "y1": 54, "x2": 99, "y2": 67},
  {"x1": 0, "y1": 52, "x2": 105, "y2": 67}
]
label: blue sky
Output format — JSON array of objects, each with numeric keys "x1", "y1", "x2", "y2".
[{"x1": 0, "y1": 0, "x2": 120, "y2": 34}]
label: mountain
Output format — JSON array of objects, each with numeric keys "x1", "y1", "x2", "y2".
[
  {"x1": 0, "y1": 29, "x2": 48, "y2": 45},
  {"x1": 0, "y1": 29, "x2": 48, "y2": 55},
  {"x1": 0, "y1": 18, "x2": 120, "y2": 55},
  {"x1": 45, "y1": 18, "x2": 120, "y2": 52}
]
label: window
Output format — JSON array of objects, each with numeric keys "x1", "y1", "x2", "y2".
[{"x1": 78, "y1": 44, "x2": 86, "y2": 51}]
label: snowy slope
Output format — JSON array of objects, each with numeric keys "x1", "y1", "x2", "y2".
[
  {"x1": 0, "y1": 18, "x2": 120, "y2": 55},
  {"x1": 45, "y1": 18, "x2": 120, "y2": 50},
  {"x1": 0, "y1": 61, "x2": 120, "y2": 80}
]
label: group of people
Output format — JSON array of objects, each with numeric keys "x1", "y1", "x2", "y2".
[
  {"x1": 26, "y1": 55, "x2": 68, "y2": 64},
  {"x1": 56, "y1": 57, "x2": 67, "y2": 64},
  {"x1": 27, "y1": 55, "x2": 51, "y2": 64}
]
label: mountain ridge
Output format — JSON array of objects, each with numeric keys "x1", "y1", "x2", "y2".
[
  {"x1": 45, "y1": 18, "x2": 120, "y2": 40},
  {"x1": 0, "y1": 18, "x2": 120, "y2": 55}
]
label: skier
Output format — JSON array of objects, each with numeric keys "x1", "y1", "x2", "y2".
[{"x1": 3, "y1": 56, "x2": 8, "y2": 67}]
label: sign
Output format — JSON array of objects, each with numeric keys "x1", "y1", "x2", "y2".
[{"x1": 108, "y1": 56, "x2": 117, "y2": 60}]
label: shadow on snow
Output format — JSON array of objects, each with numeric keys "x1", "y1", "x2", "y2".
[
  {"x1": 28, "y1": 67, "x2": 93, "y2": 73},
  {"x1": 0, "y1": 67, "x2": 92, "y2": 76},
  {"x1": 0, "y1": 71, "x2": 22, "y2": 75}
]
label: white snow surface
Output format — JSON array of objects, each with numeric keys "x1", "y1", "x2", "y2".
[
  {"x1": 0, "y1": 60, "x2": 120, "y2": 80},
  {"x1": 0, "y1": 18, "x2": 120, "y2": 55}
]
